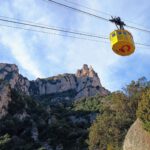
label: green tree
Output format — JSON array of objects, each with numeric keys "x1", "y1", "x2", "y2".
[
  {"x1": 88, "y1": 92, "x2": 130, "y2": 150},
  {"x1": 0, "y1": 134, "x2": 11, "y2": 150},
  {"x1": 137, "y1": 88, "x2": 150, "y2": 132}
]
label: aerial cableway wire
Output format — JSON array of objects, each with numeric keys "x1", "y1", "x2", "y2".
[
  {"x1": 126, "y1": 25, "x2": 150, "y2": 34},
  {"x1": 0, "y1": 23, "x2": 108, "y2": 43},
  {"x1": 44, "y1": 0, "x2": 109, "y2": 21},
  {"x1": 63, "y1": 0, "x2": 111, "y2": 16},
  {"x1": 45, "y1": 0, "x2": 150, "y2": 34},
  {"x1": 62, "y1": 0, "x2": 146, "y2": 28},
  {"x1": 0, "y1": 18, "x2": 108, "y2": 40},
  {"x1": 0, "y1": 15, "x2": 103, "y2": 36},
  {"x1": 0, "y1": 17, "x2": 150, "y2": 48}
]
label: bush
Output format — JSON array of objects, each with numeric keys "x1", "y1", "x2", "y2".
[
  {"x1": 0, "y1": 134, "x2": 11, "y2": 150},
  {"x1": 88, "y1": 92, "x2": 136, "y2": 150},
  {"x1": 137, "y1": 89, "x2": 150, "y2": 132}
]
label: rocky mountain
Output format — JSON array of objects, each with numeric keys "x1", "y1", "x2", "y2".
[
  {"x1": 0, "y1": 62, "x2": 110, "y2": 149},
  {"x1": 0, "y1": 63, "x2": 109, "y2": 102}
]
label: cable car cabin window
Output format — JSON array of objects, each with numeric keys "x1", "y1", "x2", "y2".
[
  {"x1": 112, "y1": 33, "x2": 116, "y2": 37},
  {"x1": 117, "y1": 31, "x2": 122, "y2": 35}
]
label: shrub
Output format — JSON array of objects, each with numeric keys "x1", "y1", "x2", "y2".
[{"x1": 137, "y1": 89, "x2": 150, "y2": 132}]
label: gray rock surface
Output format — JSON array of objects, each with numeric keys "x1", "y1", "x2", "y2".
[
  {"x1": 123, "y1": 118, "x2": 150, "y2": 150},
  {"x1": 0, "y1": 84, "x2": 11, "y2": 118},
  {"x1": 0, "y1": 63, "x2": 109, "y2": 101},
  {"x1": 0, "y1": 63, "x2": 30, "y2": 95}
]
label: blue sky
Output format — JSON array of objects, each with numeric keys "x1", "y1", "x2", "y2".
[{"x1": 0, "y1": 0, "x2": 150, "y2": 91}]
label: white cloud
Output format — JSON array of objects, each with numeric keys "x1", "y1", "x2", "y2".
[
  {"x1": 0, "y1": 0, "x2": 65, "y2": 78},
  {"x1": 0, "y1": 29, "x2": 45, "y2": 78},
  {"x1": 0, "y1": 0, "x2": 150, "y2": 91}
]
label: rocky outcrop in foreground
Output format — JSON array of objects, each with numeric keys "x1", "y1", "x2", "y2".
[
  {"x1": 0, "y1": 63, "x2": 109, "y2": 101},
  {"x1": 123, "y1": 118, "x2": 150, "y2": 150}
]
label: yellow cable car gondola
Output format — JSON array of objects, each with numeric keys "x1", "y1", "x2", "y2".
[{"x1": 109, "y1": 17, "x2": 135, "y2": 56}]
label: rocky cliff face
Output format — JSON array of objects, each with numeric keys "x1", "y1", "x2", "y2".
[
  {"x1": 0, "y1": 83, "x2": 11, "y2": 119},
  {"x1": 0, "y1": 63, "x2": 109, "y2": 101},
  {"x1": 123, "y1": 118, "x2": 150, "y2": 150},
  {"x1": 0, "y1": 63, "x2": 30, "y2": 95}
]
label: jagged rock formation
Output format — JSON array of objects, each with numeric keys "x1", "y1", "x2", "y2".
[
  {"x1": 0, "y1": 63, "x2": 109, "y2": 102},
  {"x1": 123, "y1": 118, "x2": 150, "y2": 150}
]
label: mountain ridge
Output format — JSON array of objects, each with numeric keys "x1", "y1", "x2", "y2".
[{"x1": 0, "y1": 63, "x2": 109, "y2": 100}]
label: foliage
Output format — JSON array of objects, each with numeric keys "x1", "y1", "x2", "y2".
[
  {"x1": 0, "y1": 134, "x2": 11, "y2": 150},
  {"x1": 88, "y1": 92, "x2": 131, "y2": 150},
  {"x1": 137, "y1": 88, "x2": 150, "y2": 132},
  {"x1": 88, "y1": 77, "x2": 150, "y2": 150},
  {"x1": 1, "y1": 77, "x2": 150, "y2": 150},
  {"x1": 0, "y1": 89, "x2": 91, "y2": 150},
  {"x1": 0, "y1": 90, "x2": 49, "y2": 150},
  {"x1": 73, "y1": 95, "x2": 104, "y2": 112},
  {"x1": 123, "y1": 78, "x2": 147, "y2": 120}
]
